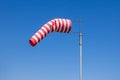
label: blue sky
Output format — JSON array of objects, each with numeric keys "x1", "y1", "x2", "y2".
[{"x1": 0, "y1": 0, "x2": 120, "y2": 80}]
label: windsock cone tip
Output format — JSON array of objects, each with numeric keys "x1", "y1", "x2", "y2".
[{"x1": 29, "y1": 38, "x2": 36, "y2": 47}]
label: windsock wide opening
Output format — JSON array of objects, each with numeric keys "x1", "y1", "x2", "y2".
[{"x1": 29, "y1": 38, "x2": 37, "y2": 47}]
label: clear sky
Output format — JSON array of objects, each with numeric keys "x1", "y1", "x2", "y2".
[{"x1": 0, "y1": 0, "x2": 120, "y2": 80}]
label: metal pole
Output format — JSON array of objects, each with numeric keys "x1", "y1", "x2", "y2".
[
  {"x1": 71, "y1": 20, "x2": 83, "y2": 80},
  {"x1": 80, "y1": 32, "x2": 82, "y2": 80},
  {"x1": 79, "y1": 20, "x2": 82, "y2": 80}
]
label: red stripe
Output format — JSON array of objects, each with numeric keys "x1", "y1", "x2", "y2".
[
  {"x1": 56, "y1": 19, "x2": 60, "y2": 31},
  {"x1": 52, "y1": 20, "x2": 55, "y2": 32},
  {"x1": 54, "y1": 20, "x2": 57, "y2": 31},
  {"x1": 50, "y1": 21, "x2": 54, "y2": 32},
  {"x1": 51, "y1": 25, "x2": 54, "y2": 32}
]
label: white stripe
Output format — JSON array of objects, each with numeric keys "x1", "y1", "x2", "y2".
[
  {"x1": 32, "y1": 36, "x2": 38, "y2": 43},
  {"x1": 47, "y1": 21, "x2": 53, "y2": 32},
  {"x1": 38, "y1": 30, "x2": 45, "y2": 38},
  {"x1": 49, "y1": 20, "x2": 55, "y2": 31},
  {"x1": 44, "y1": 24, "x2": 51, "y2": 31},
  {"x1": 69, "y1": 20, "x2": 72, "y2": 28},
  {"x1": 48, "y1": 21, "x2": 53, "y2": 26},
  {"x1": 41, "y1": 27, "x2": 48, "y2": 34},
  {"x1": 56, "y1": 19, "x2": 59, "y2": 28},
  {"x1": 36, "y1": 32, "x2": 41, "y2": 40},
  {"x1": 58, "y1": 19, "x2": 62, "y2": 32},
  {"x1": 63, "y1": 19, "x2": 66, "y2": 32},
  {"x1": 66, "y1": 20, "x2": 70, "y2": 32}
]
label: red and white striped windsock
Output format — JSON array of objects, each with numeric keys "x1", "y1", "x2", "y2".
[{"x1": 29, "y1": 18, "x2": 72, "y2": 46}]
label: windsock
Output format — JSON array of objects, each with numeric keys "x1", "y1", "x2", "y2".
[{"x1": 29, "y1": 18, "x2": 72, "y2": 46}]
